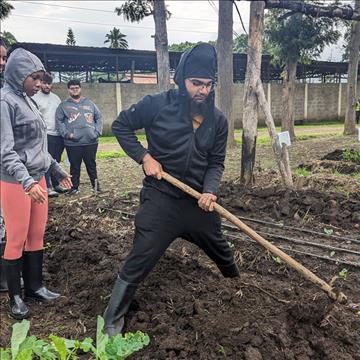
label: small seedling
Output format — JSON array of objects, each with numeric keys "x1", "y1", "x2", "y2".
[
  {"x1": 227, "y1": 240, "x2": 235, "y2": 249},
  {"x1": 324, "y1": 228, "x2": 334, "y2": 235},
  {"x1": 218, "y1": 345, "x2": 226, "y2": 355},
  {"x1": 272, "y1": 256, "x2": 283, "y2": 265},
  {"x1": 339, "y1": 268, "x2": 349, "y2": 280}
]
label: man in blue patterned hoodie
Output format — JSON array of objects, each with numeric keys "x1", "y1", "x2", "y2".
[{"x1": 56, "y1": 79, "x2": 103, "y2": 194}]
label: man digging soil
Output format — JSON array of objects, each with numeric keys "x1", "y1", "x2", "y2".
[{"x1": 104, "y1": 43, "x2": 240, "y2": 336}]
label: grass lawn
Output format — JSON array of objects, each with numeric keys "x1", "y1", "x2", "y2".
[{"x1": 98, "y1": 121, "x2": 344, "y2": 148}]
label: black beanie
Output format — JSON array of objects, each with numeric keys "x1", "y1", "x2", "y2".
[{"x1": 183, "y1": 43, "x2": 217, "y2": 80}]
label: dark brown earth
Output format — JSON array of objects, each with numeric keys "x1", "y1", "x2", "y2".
[{"x1": 1, "y1": 137, "x2": 360, "y2": 359}]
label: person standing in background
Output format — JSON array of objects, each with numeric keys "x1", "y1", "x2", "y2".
[
  {"x1": 56, "y1": 79, "x2": 103, "y2": 195},
  {"x1": 33, "y1": 73, "x2": 67, "y2": 197}
]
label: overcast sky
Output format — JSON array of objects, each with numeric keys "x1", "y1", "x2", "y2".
[{"x1": 3, "y1": 0, "x2": 344, "y2": 60}]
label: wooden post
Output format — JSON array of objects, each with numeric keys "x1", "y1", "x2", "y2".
[{"x1": 131, "y1": 60, "x2": 135, "y2": 83}]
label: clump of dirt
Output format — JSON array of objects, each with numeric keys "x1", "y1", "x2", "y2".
[
  {"x1": 218, "y1": 183, "x2": 360, "y2": 229},
  {"x1": 299, "y1": 160, "x2": 360, "y2": 175},
  {"x1": 1, "y1": 192, "x2": 360, "y2": 359},
  {"x1": 322, "y1": 149, "x2": 360, "y2": 164}
]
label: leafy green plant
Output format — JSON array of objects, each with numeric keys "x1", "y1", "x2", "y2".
[
  {"x1": 342, "y1": 149, "x2": 360, "y2": 163},
  {"x1": 353, "y1": 172, "x2": 360, "y2": 180},
  {"x1": 339, "y1": 268, "x2": 349, "y2": 280},
  {"x1": 0, "y1": 316, "x2": 150, "y2": 360},
  {"x1": 295, "y1": 167, "x2": 311, "y2": 177}
]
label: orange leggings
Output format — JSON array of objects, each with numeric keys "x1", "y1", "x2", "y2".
[{"x1": 0, "y1": 177, "x2": 48, "y2": 260}]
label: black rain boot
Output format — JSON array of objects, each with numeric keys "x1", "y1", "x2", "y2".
[
  {"x1": 104, "y1": 277, "x2": 138, "y2": 336},
  {"x1": 4, "y1": 257, "x2": 29, "y2": 319},
  {"x1": 23, "y1": 250, "x2": 60, "y2": 301},
  {"x1": 0, "y1": 239, "x2": 8, "y2": 292},
  {"x1": 218, "y1": 262, "x2": 240, "y2": 278}
]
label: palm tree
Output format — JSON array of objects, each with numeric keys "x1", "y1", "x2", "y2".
[
  {"x1": 115, "y1": 0, "x2": 171, "y2": 90},
  {"x1": 0, "y1": 0, "x2": 14, "y2": 20},
  {"x1": 104, "y1": 28, "x2": 128, "y2": 49}
]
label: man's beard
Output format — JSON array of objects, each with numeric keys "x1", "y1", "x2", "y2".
[
  {"x1": 189, "y1": 97, "x2": 208, "y2": 115},
  {"x1": 41, "y1": 89, "x2": 51, "y2": 94},
  {"x1": 71, "y1": 94, "x2": 81, "y2": 99}
]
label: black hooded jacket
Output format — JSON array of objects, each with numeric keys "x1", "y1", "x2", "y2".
[{"x1": 111, "y1": 46, "x2": 228, "y2": 198}]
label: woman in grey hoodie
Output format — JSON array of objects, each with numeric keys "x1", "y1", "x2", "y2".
[{"x1": 0, "y1": 48, "x2": 72, "y2": 319}]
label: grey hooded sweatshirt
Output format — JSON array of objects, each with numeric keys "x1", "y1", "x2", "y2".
[{"x1": 0, "y1": 48, "x2": 68, "y2": 190}]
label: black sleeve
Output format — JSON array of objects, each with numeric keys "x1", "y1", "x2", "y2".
[
  {"x1": 111, "y1": 95, "x2": 160, "y2": 164},
  {"x1": 202, "y1": 115, "x2": 228, "y2": 195}
]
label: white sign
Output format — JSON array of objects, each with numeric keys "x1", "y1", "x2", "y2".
[{"x1": 278, "y1": 131, "x2": 291, "y2": 146}]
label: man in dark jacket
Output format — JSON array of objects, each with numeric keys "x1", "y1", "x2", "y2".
[{"x1": 104, "y1": 43, "x2": 240, "y2": 336}]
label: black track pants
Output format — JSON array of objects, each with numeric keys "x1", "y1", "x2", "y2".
[
  {"x1": 120, "y1": 187, "x2": 237, "y2": 284},
  {"x1": 66, "y1": 143, "x2": 98, "y2": 190}
]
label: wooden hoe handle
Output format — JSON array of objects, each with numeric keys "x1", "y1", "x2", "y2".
[{"x1": 161, "y1": 171, "x2": 347, "y2": 304}]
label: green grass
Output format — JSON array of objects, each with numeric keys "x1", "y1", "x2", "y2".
[
  {"x1": 295, "y1": 167, "x2": 311, "y2": 177},
  {"x1": 234, "y1": 121, "x2": 342, "y2": 133},
  {"x1": 99, "y1": 134, "x2": 146, "y2": 144},
  {"x1": 234, "y1": 132, "x2": 340, "y2": 145},
  {"x1": 96, "y1": 150, "x2": 127, "y2": 159},
  {"x1": 353, "y1": 173, "x2": 360, "y2": 180}
]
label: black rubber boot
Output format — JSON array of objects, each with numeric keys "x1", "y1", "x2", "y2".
[
  {"x1": 4, "y1": 257, "x2": 29, "y2": 319},
  {"x1": 0, "y1": 239, "x2": 8, "y2": 292},
  {"x1": 23, "y1": 250, "x2": 60, "y2": 301},
  {"x1": 218, "y1": 262, "x2": 240, "y2": 278},
  {"x1": 104, "y1": 277, "x2": 138, "y2": 336}
]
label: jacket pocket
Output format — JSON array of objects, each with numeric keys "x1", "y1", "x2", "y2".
[{"x1": 24, "y1": 147, "x2": 46, "y2": 174}]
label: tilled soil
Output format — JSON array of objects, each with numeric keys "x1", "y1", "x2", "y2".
[{"x1": 1, "y1": 144, "x2": 360, "y2": 359}]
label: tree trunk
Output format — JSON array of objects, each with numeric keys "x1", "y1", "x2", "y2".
[
  {"x1": 217, "y1": 0, "x2": 235, "y2": 148},
  {"x1": 256, "y1": 80, "x2": 293, "y2": 187},
  {"x1": 241, "y1": 1, "x2": 265, "y2": 186},
  {"x1": 344, "y1": 0, "x2": 360, "y2": 135},
  {"x1": 153, "y1": 0, "x2": 171, "y2": 91},
  {"x1": 282, "y1": 59, "x2": 297, "y2": 140}
]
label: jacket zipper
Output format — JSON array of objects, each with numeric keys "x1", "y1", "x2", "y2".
[
  {"x1": 24, "y1": 95, "x2": 48, "y2": 172},
  {"x1": 181, "y1": 120, "x2": 196, "y2": 182}
]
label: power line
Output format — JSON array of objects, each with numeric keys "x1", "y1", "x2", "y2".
[
  {"x1": 15, "y1": 0, "x2": 246, "y2": 25},
  {"x1": 11, "y1": 13, "x2": 219, "y2": 34}
]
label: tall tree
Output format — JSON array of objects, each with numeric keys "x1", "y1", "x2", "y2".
[
  {"x1": 265, "y1": 3, "x2": 340, "y2": 140},
  {"x1": 116, "y1": 0, "x2": 171, "y2": 90},
  {"x1": 241, "y1": 1, "x2": 264, "y2": 186},
  {"x1": 0, "y1": 0, "x2": 13, "y2": 20},
  {"x1": 66, "y1": 28, "x2": 76, "y2": 46},
  {"x1": 217, "y1": 0, "x2": 235, "y2": 147},
  {"x1": 104, "y1": 28, "x2": 128, "y2": 49},
  {"x1": 344, "y1": 0, "x2": 360, "y2": 135}
]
